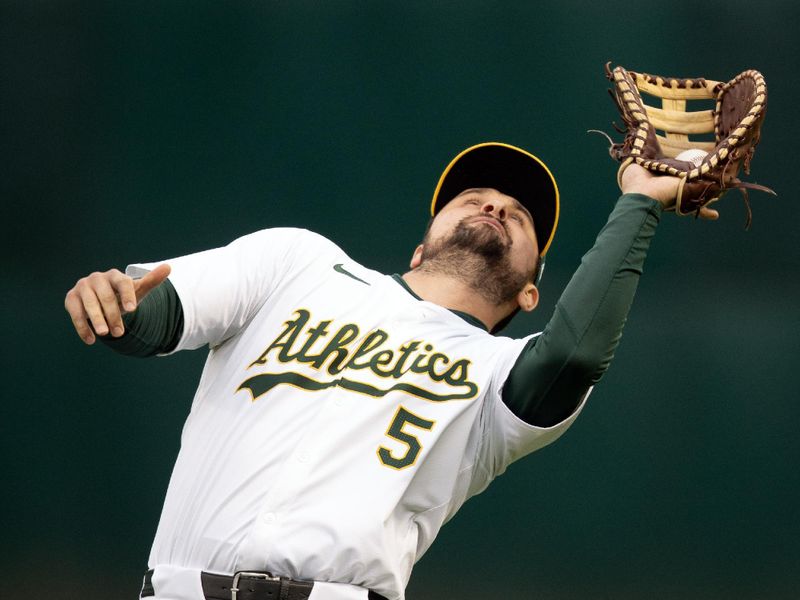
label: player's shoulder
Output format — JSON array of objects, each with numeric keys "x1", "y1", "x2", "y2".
[
  {"x1": 235, "y1": 227, "x2": 345, "y2": 256},
  {"x1": 466, "y1": 329, "x2": 540, "y2": 367}
]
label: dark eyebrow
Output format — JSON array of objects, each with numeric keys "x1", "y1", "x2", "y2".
[{"x1": 453, "y1": 188, "x2": 485, "y2": 199}]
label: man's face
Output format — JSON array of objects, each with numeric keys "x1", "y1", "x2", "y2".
[{"x1": 423, "y1": 188, "x2": 540, "y2": 282}]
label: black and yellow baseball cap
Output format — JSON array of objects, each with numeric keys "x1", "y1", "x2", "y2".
[{"x1": 431, "y1": 142, "x2": 560, "y2": 259}]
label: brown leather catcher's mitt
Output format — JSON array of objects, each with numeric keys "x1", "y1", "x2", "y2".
[{"x1": 598, "y1": 63, "x2": 775, "y2": 226}]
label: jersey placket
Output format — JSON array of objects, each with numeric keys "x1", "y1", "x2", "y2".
[{"x1": 236, "y1": 373, "x2": 363, "y2": 566}]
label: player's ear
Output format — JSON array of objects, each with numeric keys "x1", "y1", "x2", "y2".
[
  {"x1": 516, "y1": 282, "x2": 539, "y2": 312},
  {"x1": 409, "y1": 244, "x2": 424, "y2": 269}
]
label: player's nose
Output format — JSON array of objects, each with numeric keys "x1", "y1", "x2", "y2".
[{"x1": 480, "y1": 201, "x2": 506, "y2": 221}]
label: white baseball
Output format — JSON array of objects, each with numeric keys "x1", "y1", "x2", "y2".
[{"x1": 675, "y1": 148, "x2": 709, "y2": 167}]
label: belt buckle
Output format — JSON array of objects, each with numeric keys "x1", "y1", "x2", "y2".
[{"x1": 230, "y1": 571, "x2": 281, "y2": 600}]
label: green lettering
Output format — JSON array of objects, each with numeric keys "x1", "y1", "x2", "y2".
[
  {"x1": 296, "y1": 320, "x2": 331, "y2": 359},
  {"x1": 444, "y1": 359, "x2": 471, "y2": 386},
  {"x1": 389, "y1": 341, "x2": 421, "y2": 378},
  {"x1": 426, "y1": 353, "x2": 450, "y2": 382},
  {"x1": 248, "y1": 309, "x2": 310, "y2": 367},
  {"x1": 370, "y1": 349, "x2": 396, "y2": 376},
  {"x1": 310, "y1": 324, "x2": 360, "y2": 373},
  {"x1": 345, "y1": 329, "x2": 390, "y2": 370}
]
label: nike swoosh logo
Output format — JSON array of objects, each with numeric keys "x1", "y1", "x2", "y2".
[{"x1": 333, "y1": 263, "x2": 370, "y2": 285}]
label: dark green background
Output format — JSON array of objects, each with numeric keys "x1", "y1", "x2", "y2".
[{"x1": 3, "y1": 1, "x2": 797, "y2": 598}]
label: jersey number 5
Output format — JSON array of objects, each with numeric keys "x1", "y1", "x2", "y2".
[{"x1": 378, "y1": 406, "x2": 435, "y2": 470}]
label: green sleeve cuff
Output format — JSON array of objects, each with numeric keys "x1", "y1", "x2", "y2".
[{"x1": 99, "y1": 279, "x2": 184, "y2": 357}]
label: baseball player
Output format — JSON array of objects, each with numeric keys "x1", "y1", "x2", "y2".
[{"x1": 64, "y1": 142, "x2": 703, "y2": 600}]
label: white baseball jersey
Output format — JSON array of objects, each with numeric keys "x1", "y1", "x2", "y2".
[{"x1": 130, "y1": 228, "x2": 588, "y2": 600}]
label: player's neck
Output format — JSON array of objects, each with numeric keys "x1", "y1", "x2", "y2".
[{"x1": 400, "y1": 269, "x2": 516, "y2": 331}]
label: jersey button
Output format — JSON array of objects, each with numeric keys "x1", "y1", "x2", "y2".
[
  {"x1": 262, "y1": 512, "x2": 276, "y2": 525},
  {"x1": 297, "y1": 451, "x2": 310, "y2": 463}
]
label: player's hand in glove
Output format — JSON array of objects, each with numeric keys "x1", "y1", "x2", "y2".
[
  {"x1": 620, "y1": 164, "x2": 719, "y2": 220},
  {"x1": 64, "y1": 263, "x2": 171, "y2": 345}
]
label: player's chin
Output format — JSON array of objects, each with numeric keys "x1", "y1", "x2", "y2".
[
  {"x1": 465, "y1": 223, "x2": 509, "y2": 248},
  {"x1": 450, "y1": 221, "x2": 510, "y2": 257},
  {"x1": 473, "y1": 236, "x2": 510, "y2": 261}
]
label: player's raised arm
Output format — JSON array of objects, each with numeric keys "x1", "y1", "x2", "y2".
[
  {"x1": 64, "y1": 263, "x2": 171, "y2": 345},
  {"x1": 501, "y1": 167, "x2": 682, "y2": 427}
]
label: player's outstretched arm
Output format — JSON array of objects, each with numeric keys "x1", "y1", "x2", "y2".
[
  {"x1": 64, "y1": 263, "x2": 171, "y2": 345},
  {"x1": 503, "y1": 176, "x2": 672, "y2": 426}
]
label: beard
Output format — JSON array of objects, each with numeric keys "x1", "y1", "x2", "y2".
[{"x1": 417, "y1": 219, "x2": 532, "y2": 306}]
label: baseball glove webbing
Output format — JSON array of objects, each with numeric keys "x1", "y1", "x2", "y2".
[{"x1": 596, "y1": 62, "x2": 775, "y2": 227}]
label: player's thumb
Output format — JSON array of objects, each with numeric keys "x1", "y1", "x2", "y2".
[{"x1": 134, "y1": 263, "x2": 172, "y2": 301}]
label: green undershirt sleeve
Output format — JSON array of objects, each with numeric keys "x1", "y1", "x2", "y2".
[
  {"x1": 502, "y1": 193, "x2": 663, "y2": 427},
  {"x1": 98, "y1": 279, "x2": 184, "y2": 357}
]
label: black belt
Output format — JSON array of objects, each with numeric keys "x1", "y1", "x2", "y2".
[{"x1": 141, "y1": 569, "x2": 389, "y2": 600}]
